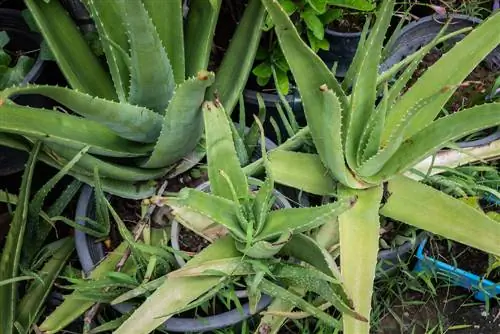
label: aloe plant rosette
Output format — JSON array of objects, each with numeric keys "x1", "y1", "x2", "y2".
[
  {"x1": 0, "y1": 0, "x2": 265, "y2": 199},
  {"x1": 257, "y1": 0, "x2": 500, "y2": 333}
]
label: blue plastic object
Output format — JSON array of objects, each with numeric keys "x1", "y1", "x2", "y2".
[{"x1": 413, "y1": 196, "x2": 500, "y2": 302}]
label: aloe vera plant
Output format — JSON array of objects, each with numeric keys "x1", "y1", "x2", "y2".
[
  {"x1": 91, "y1": 96, "x2": 365, "y2": 333},
  {"x1": 0, "y1": 0, "x2": 264, "y2": 199},
  {"x1": 256, "y1": 0, "x2": 500, "y2": 332}
]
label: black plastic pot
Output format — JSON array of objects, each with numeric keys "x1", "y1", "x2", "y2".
[
  {"x1": 75, "y1": 181, "x2": 290, "y2": 333},
  {"x1": 380, "y1": 14, "x2": 500, "y2": 148},
  {"x1": 0, "y1": 9, "x2": 45, "y2": 176},
  {"x1": 319, "y1": 29, "x2": 363, "y2": 78}
]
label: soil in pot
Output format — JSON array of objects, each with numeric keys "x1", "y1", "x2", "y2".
[
  {"x1": 328, "y1": 13, "x2": 367, "y2": 33},
  {"x1": 406, "y1": 48, "x2": 498, "y2": 113}
]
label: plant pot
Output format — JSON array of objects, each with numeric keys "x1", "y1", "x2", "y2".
[
  {"x1": 376, "y1": 231, "x2": 426, "y2": 278},
  {"x1": 0, "y1": 9, "x2": 45, "y2": 176},
  {"x1": 380, "y1": 14, "x2": 500, "y2": 148},
  {"x1": 242, "y1": 88, "x2": 304, "y2": 143},
  {"x1": 413, "y1": 196, "x2": 500, "y2": 301},
  {"x1": 319, "y1": 29, "x2": 363, "y2": 78},
  {"x1": 75, "y1": 179, "x2": 290, "y2": 333}
]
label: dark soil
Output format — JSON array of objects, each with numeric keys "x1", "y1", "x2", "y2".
[
  {"x1": 407, "y1": 49, "x2": 498, "y2": 113},
  {"x1": 329, "y1": 14, "x2": 366, "y2": 33},
  {"x1": 178, "y1": 224, "x2": 211, "y2": 254},
  {"x1": 378, "y1": 286, "x2": 500, "y2": 334}
]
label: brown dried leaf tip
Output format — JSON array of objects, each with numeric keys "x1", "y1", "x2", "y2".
[
  {"x1": 319, "y1": 84, "x2": 329, "y2": 92},
  {"x1": 197, "y1": 70, "x2": 210, "y2": 81}
]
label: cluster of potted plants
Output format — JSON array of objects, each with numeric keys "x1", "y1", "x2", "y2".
[{"x1": 0, "y1": 0, "x2": 498, "y2": 333}]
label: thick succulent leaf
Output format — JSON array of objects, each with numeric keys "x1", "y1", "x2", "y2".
[
  {"x1": 345, "y1": 0, "x2": 394, "y2": 170},
  {"x1": 16, "y1": 237, "x2": 74, "y2": 334},
  {"x1": 251, "y1": 117, "x2": 275, "y2": 236},
  {"x1": 385, "y1": 11, "x2": 500, "y2": 140},
  {"x1": 342, "y1": 15, "x2": 371, "y2": 90},
  {"x1": 328, "y1": 0, "x2": 376, "y2": 10},
  {"x1": 357, "y1": 88, "x2": 450, "y2": 177},
  {"x1": 25, "y1": 146, "x2": 87, "y2": 261},
  {"x1": 83, "y1": 0, "x2": 130, "y2": 101},
  {"x1": 261, "y1": 0, "x2": 367, "y2": 188},
  {"x1": 269, "y1": 151, "x2": 336, "y2": 195},
  {"x1": 381, "y1": 175, "x2": 500, "y2": 256},
  {"x1": 280, "y1": 233, "x2": 340, "y2": 278},
  {"x1": 374, "y1": 103, "x2": 500, "y2": 180},
  {"x1": 206, "y1": 0, "x2": 265, "y2": 113},
  {"x1": 166, "y1": 139, "x2": 206, "y2": 178},
  {"x1": 184, "y1": 0, "x2": 222, "y2": 77},
  {"x1": 338, "y1": 185, "x2": 382, "y2": 334},
  {"x1": 142, "y1": 0, "x2": 185, "y2": 83},
  {"x1": 141, "y1": 72, "x2": 214, "y2": 168},
  {"x1": 1, "y1": 85, "x2": 163, "y2": 143},
  {"x1": 202, "y1": 100, "x2": 249, "y2": 201},
  {"x1": 114, "y1": 237, "x2": 240, "y2": 334},
  {"x1": 45, "y1": 144, "x2": 170, "y2": 181},
  {"x1": 0, "y1": 142, "x2": 40, "y2": 334},
  {"x1": 117, "y1": 0, "x2": 175, "y2": 113},
  {"x1": 255, "y1": 295, "x2": 300, "y2": 334},
  {"x1": 238, "y1": 232, "x2": 291, "y2": 258},
  {"x1": 259, "y1": 278, "x2": 341, "y2": 329},
  {"x1": 358, "y1": 83, "x2": 388, "y2": 164},
  {"x1": 167, "y1": 188, "x2": 245, "y2": 241},
  {"x1": 24, "y1": 0, "x2": 116, "y2": 100},
  {"x1": 273, "y1": 263, "x2": 366, "y2": 322},
  {"x1": 0, "y1": 104, "x2": 152, "y2": 157},
  {"x1": 256, "y1": 198, "x2": 355, "y2": 241},
  {"x1": 39, "y1": 243, "x2": 132, "y2": 333},
  {"x1": 168, "y1": 257, "x2": 251, "y2": 278}
]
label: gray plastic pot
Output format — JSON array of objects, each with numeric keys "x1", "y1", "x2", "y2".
[
  {"x1": 380, "y1": 14, "x2": 500, "y2": 148},
  {"x1": 0, "y1": 9, "x2": 45, "y2": 176}
]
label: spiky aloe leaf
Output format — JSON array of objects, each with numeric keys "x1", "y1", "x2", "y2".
[
  {"x1": 116, "y1": 0, "x2": 175, "y2": 113},
  {"x1": 141, "y1": 71, "x2": 214, "y2": 168},
  {"x1": 142, "y1": 0, "x2": 185, "y2": 83},
  {"x1": 202, "y1": 100, "x2": 249, "y2": 201},
  {"x1": 184, "y1": 0, "x2": 222, "y2": 77},
  {"x1": 374, "y1": 103, "x2": 500, "y2": 180},
  {"x1": 269, "y1": 151, "x2": 336, "y2": 195},
  {"x1": 272, "y1": 264, "x2": 366, "y2": 322},
  {"x1": 0, "y1": 104, "x2": 152, "y2": 157},
  {"x1": 166, "y1": 188, "x2": 245, "y2": 241},
  {"x1": 1, "y1": 85, "x2": 162, "y2": 143},
  {"x1": 24, "y1": 0, "x2": 115, "y2": 100},
  {"x1": 25, "y1": 146, "x2": 88, "y2": 261},
  {"x1": 357, "y1": 88, "x2": 451, "y2": 177},
  {"x1": 261, "y1": 0, "x2": 366, "y2": 188},
  {"x1": 44, "y1": 144, "x2": 170, "y2": 182},
  {"x1": 385, "y1": 11, "x2": 500, "y2": 140},
  {"x1": 338, "y1": 185, "x2": 382, "y2": 334},
  {"x1": 259, "y1": 278, "x2": 341, "y2": 329},
  {"x1": 342, "y1": 15, "x2": 371, "y2": 90},
  {"x1": 280, "y1": 233, "x2": 340, "y2": 278},
  {"x1": 381, "y1": 175, "x2": 500, "y2": 256},
  {"x1": 82, "y1": 0, "x2": 130, "y2": 101},
  {"x1": 255, "y1": 198, "x2": 354, "y2": 241},
  {"x1": 114, "y1": 237, "x2": 240, "y2": 334},
  {"x1": 206, "y1": 0, "x2": 265, "y2": 113},
  {"x1": 0, "y1": 142, "x2": 40, "y2": 334},
  {"x1": 16, "y1": 237, "x2": 74, "y2": 334},
  {"x1": 39, "y1": 243, "x2": 133, "y2": 333},
  {"x1": 345, "y1": 0, "x2": 394, "y2": 170},
  {"x1": 252, "y1": 118, "x2": 275, "y2": 236},
  {"x1": 168, "y1": 257, "x2": 252, "y2": 278}
]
